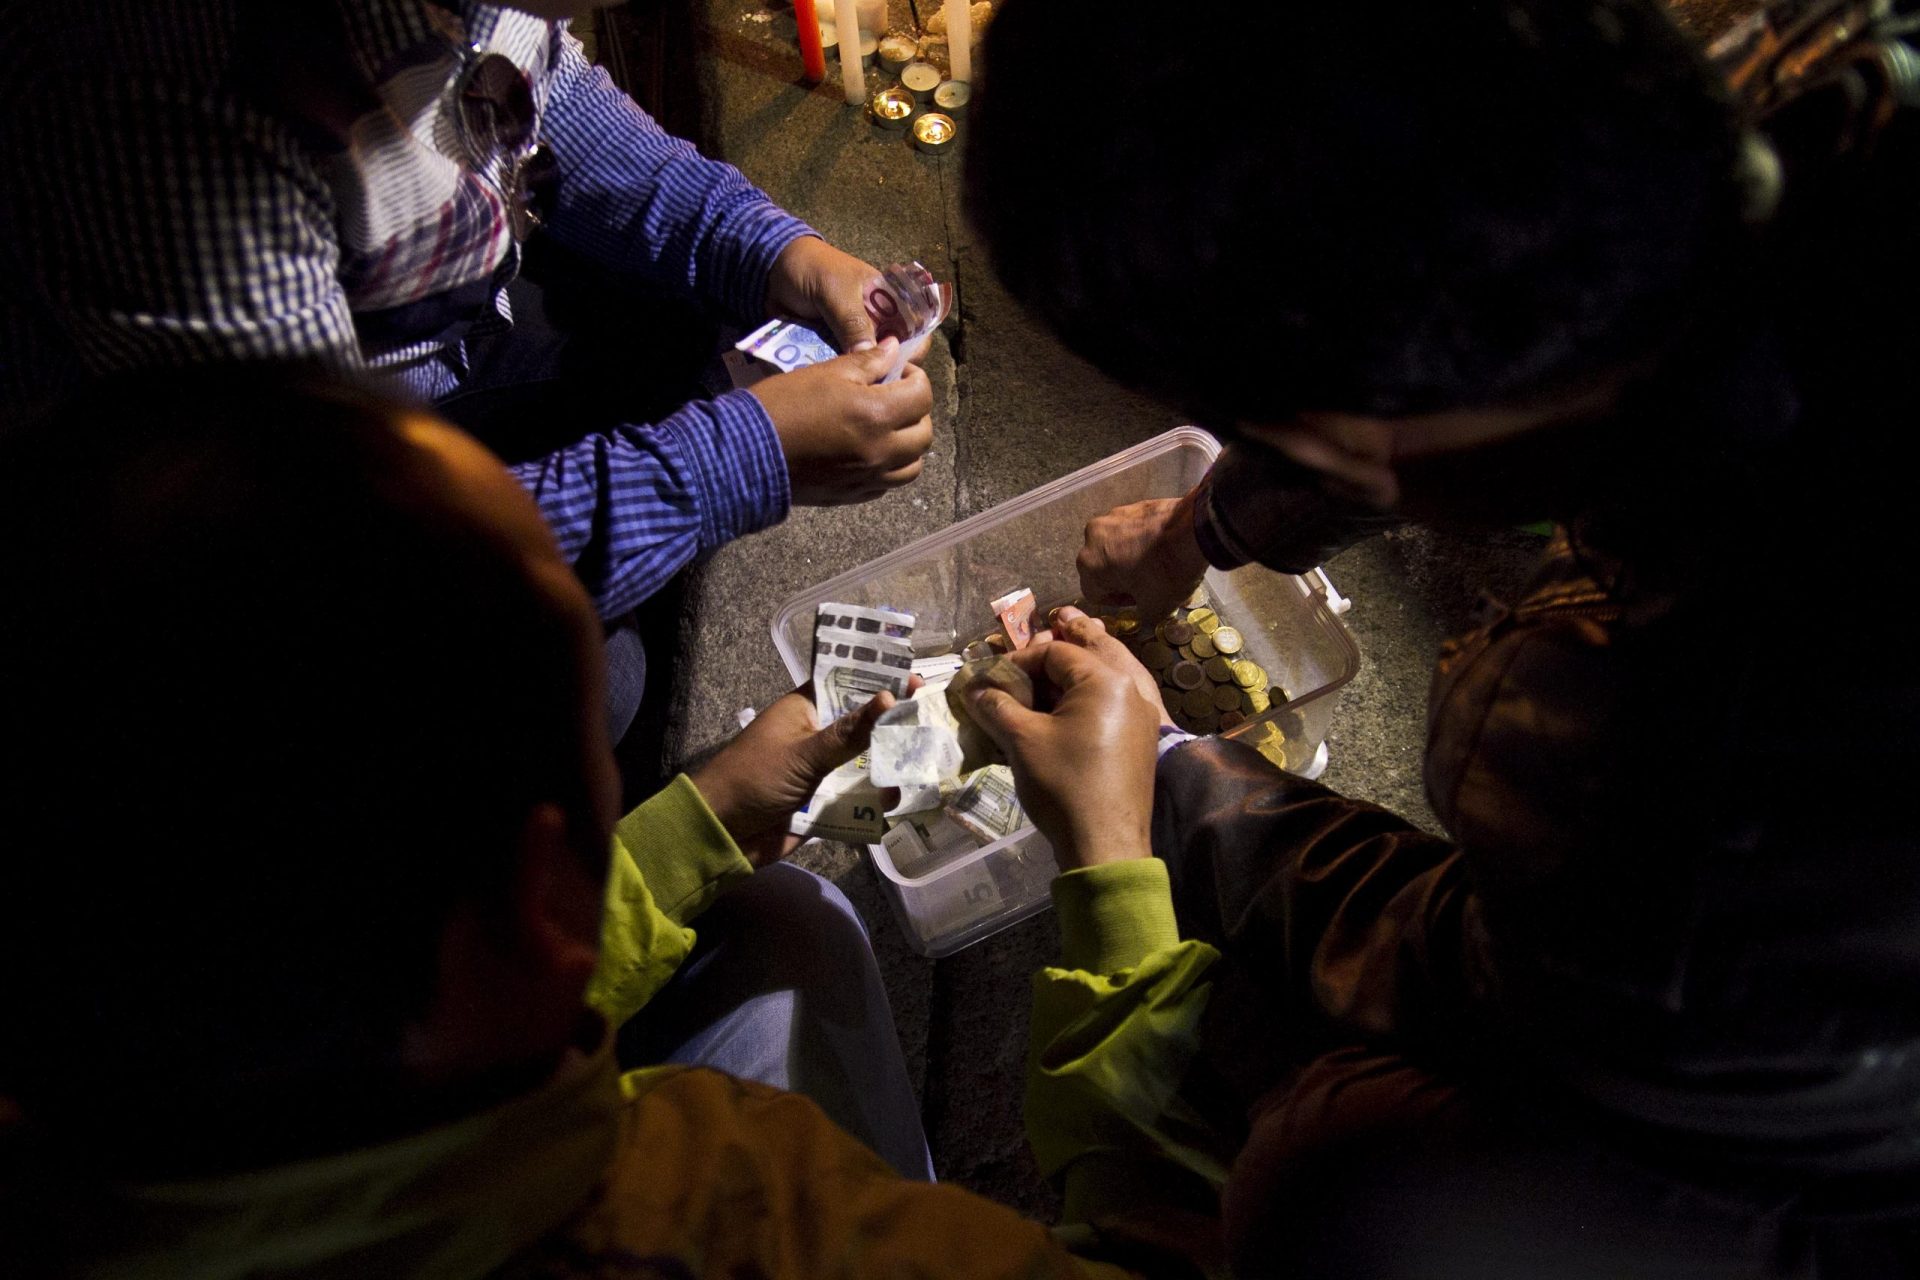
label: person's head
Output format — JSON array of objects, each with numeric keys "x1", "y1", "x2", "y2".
[
  {"x1": 0, "y1": 366, "x2": 618, "y2": 1172},
  {"x1": 968, "y1": 0, "x2": 1753, "y2": 526}
]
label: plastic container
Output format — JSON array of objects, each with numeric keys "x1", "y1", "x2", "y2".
[{"x1": 772, "y1": 427, "x2": 1360, "y2": 957}]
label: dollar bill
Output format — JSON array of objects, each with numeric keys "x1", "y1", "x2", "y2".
[
  {"x1": 788, "y1": 755, "x2": 890, "y2": 843},
  {"x1": 816, "y1": 602, "x2": 915, "y2": 640},
  {"x1": 944, "y1": 764, "x2": 1027, "y2": 845},
  {"x1": 880, "y1": 807, "x2": 981, "y2": 878}
]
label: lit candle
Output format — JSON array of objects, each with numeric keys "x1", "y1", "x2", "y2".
[
  {"x1": 946, "y1": 0, "x2": 972, "y2": 84},
  {"x1": 795, "y1": 0, "x2": 826, "y2": 82},
  {"x1": 834, "y1": 0, "x2": 864, "y2": 104}
]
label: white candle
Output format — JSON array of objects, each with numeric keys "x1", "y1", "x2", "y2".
[
  {"x1": 834, "y1": 0, "x2": 864, "y2": 104},
  {"x1": 946, "y1": 0, "x2": 972, "y2": 84}
]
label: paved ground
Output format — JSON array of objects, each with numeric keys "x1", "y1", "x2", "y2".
[{"x1": 644, "y1": 0, "x2": 1544, "y2": 1215}]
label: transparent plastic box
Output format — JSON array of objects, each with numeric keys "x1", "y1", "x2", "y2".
[{"x1": 772, "y1": 427, "x2": 1360, "y2": 957}]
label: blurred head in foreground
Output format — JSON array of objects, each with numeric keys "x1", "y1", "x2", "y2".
[
  {"x1": 0, "y1": 366, "x2": 618, "y2": 1174},
  {"x1": 967, "y1": 0, "x2": 1758, "y2": 528}
]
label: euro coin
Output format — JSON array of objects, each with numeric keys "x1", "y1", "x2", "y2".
[
  {"x1": 1186, "y1": 584, "x2": 1209, "y2": 609},
  {"x1": 1212, "y1": 684, "x2": 1242, "y2": 712},
  {"x1": 1140, "y1": 640, "x2": 1175, "y2": 670},
  {"x1": 1170, "y1": 660, "x2": 1205, "y2": 691},
  {"x1": 1181, "y1": 687, "x2": 1216, "y2": 719},
  {"x1": 1162, "y1": 619, "x2": 1195, "y2": 647},
  {"x1": 1194, "y1": 613, "x2": 1221, "y2": 635},
  {"x1": 1111, "y1": 617, "x2": 1139, "y2": 637},
  {"x1": 1185, "y1": 606, "x2": 1216, "y2": 629},
  {"x1": 1231, "y1": 660, "x2": 1261, "y2": 689},
  {"x1": 1212, "y1": 625, "x2": 1244, "y2": 655},
  {"x1": 1190, "y1": 632, "x2": 1217, "y2": 659},
  {"x1": 1204, "y1": 656, "x2": 1235, "y2": 684},
  {"x1": 1246, "y1": 688, "x2": 1271, "y2": 714},
  {"x1": 1219, "y1": 710, "x2": 1246, "y2": 730}
]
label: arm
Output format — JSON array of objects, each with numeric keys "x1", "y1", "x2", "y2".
[
  {"x1": 960, "y1": 612, "x2": 1236, "y2": 1237},
  {"x1": 0, "y1": 63, "x2": 360, "y2": 397},
  {"x1": 538, "y1": 29, "x2": 812, "y2": 321}
]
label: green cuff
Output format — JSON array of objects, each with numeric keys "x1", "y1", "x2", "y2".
[
  {"x1": 613, "y1": 775, "x2": 753, "y2": 925},
  {"x1": 1051, "y1": 860, "x2": 1182, "y2": 975}
]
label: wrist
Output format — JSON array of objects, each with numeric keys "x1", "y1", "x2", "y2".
[{"x1": 1053, "y1": 819, "x2": 1152, "y2": 870}]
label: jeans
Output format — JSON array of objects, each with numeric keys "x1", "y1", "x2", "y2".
[{"x1": 618, "y1": 864, "x2": 934, "y2": 1182}]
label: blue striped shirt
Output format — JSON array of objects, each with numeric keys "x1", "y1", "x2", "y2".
[{"x1": 0, "y1": 1, "x2": 810, "y2": 618}]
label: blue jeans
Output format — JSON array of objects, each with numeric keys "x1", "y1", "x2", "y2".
[{"x1": 619, "y1": 864, "x2": 935, "y2": 1181}]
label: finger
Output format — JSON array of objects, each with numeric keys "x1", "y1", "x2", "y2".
[
  {"x1": 876, "y1": 457, "x2": 925, "y2": 488},
  {"x1": 965, "y1": 684, "x2": 1046, "y2": 756},
  {"x1": 877, "y1": 415, "x2": 934, "y2": 471},
  {"x1": 901, "y1": 331, "x2": 933, "y2": 365},
  {"x1": 863, "y1": 361, "x2": 933, "y2": 426},
  {"x1": 828, "y1": 297, "x2": 877, "y2": 353},
  {"x1": 801, "y1": 688, "x2": 895, "y2": 778}
]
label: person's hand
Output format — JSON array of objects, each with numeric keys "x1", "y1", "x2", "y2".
[
  {"x1": 749, "y1": 342, "x2": 935, "y2": 504},
  {"x1": 765, "y1": 237, "x2": 888, "y2": 354},
  {"x1": 962, "y1": 611, "x2": 1162, "y2": 870},
  {"x1": 690, "y1": 684, "x2": 900, "y2": 867},
  {"x1": 1077, "y1": 489, "x2": 1210, "y2": 622}
]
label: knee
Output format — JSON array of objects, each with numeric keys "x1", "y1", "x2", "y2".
[{"x1": 727, "y1": 865, "x2": 874, "y2": 966}]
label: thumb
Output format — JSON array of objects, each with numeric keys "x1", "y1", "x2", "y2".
[
  {"x1": 800, "y1": 688, "x2": 893, "y2": 778},
  {"x1": 965, "y1": 685, "x2": 1042, "y2": 758},
  {"x1": 830, "y1": 300, "x2": 877, "y2": 353}
]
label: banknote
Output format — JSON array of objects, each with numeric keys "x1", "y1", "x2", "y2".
[
  {"x1": 816, "y1": 602, "x2": 915, "y2": 640},
  {"x1": 812, "y1": 627, "x2": 915, "y2": 723},
  {"x1": 870, "y1": 685, "x2": 965, "y2": 788},
  {"x1": 881, "y1": 807, "x2": 981, "y2": 878},
  {"x1": 733, "y1": 262, "x2": 953, "y2": 384},
  {"x1": 736, "y1": 317, "x2": 840, "y2": 372},
  {"x1": 788, "y1": 755, "x2": 891, "y2": 843},
  {"x1": 989, "y1": 587, "x2": 1036, "y2": 650},
  {"x1": 944, "y1": 764, "x2": 1027, "y2": 845}
]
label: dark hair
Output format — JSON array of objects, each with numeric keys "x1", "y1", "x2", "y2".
[
  {"x1": 966, "y1": 0, "x2": 1746, "y2": 421},
  {"x1": 0, "y1": 366, "x2": 595, "y2": 1142}
]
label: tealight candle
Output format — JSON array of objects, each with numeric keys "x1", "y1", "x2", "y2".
[
  {"x1": 933, "y1": 79, "x2": 970, "y2": 113},
  {"x1": 899, "y1": 60, "x2": 942, "y2": 99},
  {"x1": 869, "y1": 84, "x2": 916, "y2": 129},
  {"x1": 912, "y1": 111, "x2": 956, "y2": 154},
  {"x1": 878, "y1": 31, "x2": 918, "y2": 80}
]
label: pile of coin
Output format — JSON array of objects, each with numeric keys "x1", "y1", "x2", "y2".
[{"x1": 1096, "y1": 586, "x2": 1289, "y2": 738}]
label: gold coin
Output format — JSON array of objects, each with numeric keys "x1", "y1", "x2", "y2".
[
  {"x1": 1177, "y1": 644, "x2": 1198, "y2": 662},
  {"x1": 1212, "y1": 625, "x2": 1244, "y2": 655},
  {"x1": 1195, "y1": 613, "x2": 1221, "y2": 635},
  {"x1": 1169, "y1": 660, "x2": 1205, "y2": 691},
  {"x1": 1231, "y1": 660, "x2": 1261, "y2": 689},
  {"x1": 1140, "y1": 639, "x2": 1175, "y2": 670},
  {"x1": 1246, "y1": 688, "x2": 1271, "y2": 714},
  {"x1": 1181, "y1": 687, "x2": 1216, "y2": 718},
  {"x1": 1190, "y1": 631, "x2": 1217, "y2": 659},
  {"x1": 1212, "y1": 684, "x2": 1243, "y2": 712},
  {"x1": 1185, "y1": 606, "x2": 1216, "y2": 628},
  {"x1": 1166, "y1": 620, "x2": 1195, "y2": 646},
  {"x1": 1186, "y1": 583, "x2": 1209, "y2": 609},
  {"x1": 1110, "y1": 617, "x2": 1139, "y2": 637},
  {"x1": 1218, "y1": 709, "x2": 1245, "y2": 731},
  {"x1": 1204, "y1": 656, "x2": 1235, "y2": 684}
]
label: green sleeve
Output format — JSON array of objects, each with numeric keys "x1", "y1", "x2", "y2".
[
  {"x1": 1026, "y1": 860, "x2": 1230, "y2": 1227},
  {"x1": 585, "y1": 775, "x2": 754, "y2": 1030}
]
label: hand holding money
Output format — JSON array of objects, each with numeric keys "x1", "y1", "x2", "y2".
[
  {"x1": 764, "y1": 237, "x2": 890, "y2": 353},
  {"x1": 1077, "y1": 490, "x2": 1211, "y2": 623},
  {"x1": 750, "y1": 342, "x2": 935, "y2": 505},
  {"x1": 690, "y1": 683, "x2": 903, "y2": 867},
  {"x1": 960, "y1": 625, "x2": 1160, "y2": 870}
]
